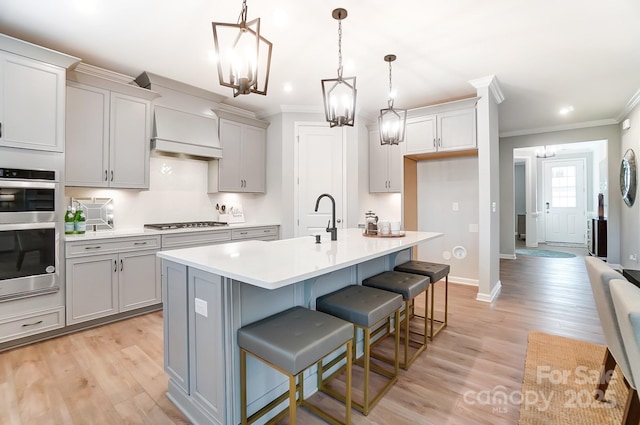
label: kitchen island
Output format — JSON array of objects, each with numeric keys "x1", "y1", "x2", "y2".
[{"x1": 157, "y1": 228, "x2": 442, "y2": 425}]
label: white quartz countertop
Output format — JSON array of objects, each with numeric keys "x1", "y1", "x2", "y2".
[
  {"x1": 157, "y1": 228, "x2": 442, "y2": 290},
  {"x1": 63, "y1": 222, "x2": 280, "y2": 241}
]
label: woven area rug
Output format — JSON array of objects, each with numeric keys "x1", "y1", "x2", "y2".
[
  {"x1": 519, "y1": 332, "x2": 627, "y2": 424},
  {"x1": 516, "y1": 249, "x2": 576, "y2": 258}
]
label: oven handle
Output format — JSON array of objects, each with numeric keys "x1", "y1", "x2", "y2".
[
  {"x1": 0, "y1": 181, "x2": 57, "y2": 189},
  {"x1": 0, "y1": 221, "x2": 56, "y2": 231}
]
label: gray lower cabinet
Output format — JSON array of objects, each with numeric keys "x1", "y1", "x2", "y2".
[
  {"x1": 65, "y1": 235, "x2": 161, "y2": 325},
  {"x1": 163, "y1": 262, "x2": 227, "y2": 425}
]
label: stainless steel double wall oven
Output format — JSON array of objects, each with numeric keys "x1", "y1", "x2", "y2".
[{"x1": 0, "y1": 167, "x2": 60, "y2": 300}]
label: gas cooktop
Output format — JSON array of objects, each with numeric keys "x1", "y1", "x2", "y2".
[{"x1": 144, "y1": 221, "x2": 228, "y2": 230}]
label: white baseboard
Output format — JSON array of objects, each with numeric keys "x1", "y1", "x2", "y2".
[
  {"x1": 500, "y1": 253, "x2": 516, "y2": 260},
  {"x1": 476, "y1": 280, "x2": 502, "y2": 303},
  {"x1": 449, "y1": 276, "x2": 478, "y2": 286}
]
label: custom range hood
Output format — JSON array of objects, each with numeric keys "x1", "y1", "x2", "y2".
[
  {"x1": 152, "y1": 106, "x2": 222, "y2": 159},
  {"x1": 136, "y1": 71, "x2": 226, "y2": 159}
]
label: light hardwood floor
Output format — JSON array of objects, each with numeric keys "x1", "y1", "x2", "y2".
[{"x1": 0, "y1": 253, "x2": 604, "y2": 425}]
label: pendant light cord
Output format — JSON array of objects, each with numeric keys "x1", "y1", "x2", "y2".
[
  {"x1": 388, "y1": 60, "x2": 394, "y2": 108},
  {"x1": 238, "y1": 0, "x2": 248, "y2": 25},
  {"x1": 337, "y1": 14, "x2": 343, "y2": 79}
]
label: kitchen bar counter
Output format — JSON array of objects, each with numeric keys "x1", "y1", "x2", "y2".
[
  {"x1": 159, "y1": 228, "x2": 441, "y2": 425},
  {"x1": 158, "y1": 228, "x2": 441, "y2": 289}
]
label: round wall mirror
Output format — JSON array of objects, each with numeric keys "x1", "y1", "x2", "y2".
[{"x1": 620, "y1": 148, "x2": 637, "y2": 207}]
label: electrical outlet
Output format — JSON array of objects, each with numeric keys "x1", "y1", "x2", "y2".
[
  {"x1": 452, "y1": 202, "x2": 459, "y2": 212},
  {"x1": 630, "y1": 254, "x2": 637, "y2": 262}
]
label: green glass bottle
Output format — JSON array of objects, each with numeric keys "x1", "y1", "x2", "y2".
[
  {"x1": 64, "y1": 206, "x2": 75, "y2": 234},
  {"x1": 74, "y1": 208, "x2": 86, "y2": 234}
]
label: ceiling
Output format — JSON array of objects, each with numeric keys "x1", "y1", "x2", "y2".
[{"x1": 2, "y1": 0, "x2": 639, "y2": 136}]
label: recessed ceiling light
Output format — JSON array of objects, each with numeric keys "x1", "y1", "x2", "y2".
[
  {"x1": 559, "y1": 105, "x2": 574, "y2": 115},
  {"x1": 283, "y1": 83, "x2": 293, "y2": 93}
]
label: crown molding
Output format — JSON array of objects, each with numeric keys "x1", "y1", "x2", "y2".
[
  {"x1": 73, "y1": 63, "x2": 137, "y2": 85},
  {"x1": 500, "y1": 118, "x2": 618, "y2": 138},
  {"x1": 616, "y1": 88, "x2": 640, "y2": 122},
  {"x1": 469, "y1": 75, "x2": 505, "y2": 104}
]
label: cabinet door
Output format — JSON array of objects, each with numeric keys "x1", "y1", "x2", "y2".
[
  {"x1": 65, "y1": 83, "x2": 110, "y2": 187},
  {"x1": 369, "y1": 129, "x2": 389, "y2": 193},
  {"x1": 0, "y1": 52, "x2": 65, "y2": 152},
  {"x1": 109, "y1": 92, "x2": 150, "y2": 189},
  {"x1": 66, "y1": 254, "x2": 118, "y2": 324},
  {"x1": 218, "y1": 119, "x2": 243, "y2": 192},
  {"x1": 189, "y1": 269, "x2": 226, "y2": 423},
  {"x1": 241, "y1": 125, "x2": 266, "y2": 193},
  {"x1": 437, "y1": 108, "x2": 476, "y2": 151},
  {"x1": 163, "y1": 261, "x2": 189, "y2": 394},
  {"x1": 119, "y1": 250, "x2": 160, "y2": 312},
  {"x1": 405, "y1": 115, "x2": 436, "y2": 154}
]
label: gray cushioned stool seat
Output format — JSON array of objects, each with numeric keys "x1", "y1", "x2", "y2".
[
  {"x1": 362, "y1": 271, "x2": 429, "y2": 300},
  {"x1": 316, "y1": 285, "x2": 403, "y2": 327},
  {"x1": 394, "y1": 260, "x2": 450, "y2": 340},
  {"x1": 394, "y1": 260, "x2": 450, "y2": 282},
  {"x1": 238, "y1": 306, "x2": 353, "y2": 375}
]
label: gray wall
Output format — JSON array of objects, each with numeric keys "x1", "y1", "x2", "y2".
[
  {"x1": 620, "y1": 102, "x2": 640, "y2": 269},
  {"x1": 416, "y1": 157, "x2": 479, "y2": 282},
  {"x1": 500, "y1": 125, "x2": 621, "y2": 263}
]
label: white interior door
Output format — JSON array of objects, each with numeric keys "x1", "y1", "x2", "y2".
[
  {"x1": 296, "y1": 124, "x2": 344, "y2": 237},
  {"x1": 543, "y1": 159, "x2": 586, "y2": 244}
]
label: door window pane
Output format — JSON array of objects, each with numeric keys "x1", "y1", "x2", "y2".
[{"x1": 551, "y1": 166, "x2": 576, "y2": 208}]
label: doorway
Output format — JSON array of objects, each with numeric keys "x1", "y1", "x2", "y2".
[
  {"x1": 542, "y1": 158, "x2": 587, "y2": 244},
  {"x1": 294, "y1": 123, "x2": 345, "y2": 237}
]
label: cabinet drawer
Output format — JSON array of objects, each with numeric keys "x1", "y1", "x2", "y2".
[
  {"x1": 232, "y1": 226, "x2": 279, "y2": 240},
  {"x1": 162, "y1": 230, "x2": 232, "y2": 249},
  {"x1": 66, "y1": 235, "x2": 161, "y2": 257},
  {"x1": 0, "y1": 307, "x2": 64, "y2": 343}
]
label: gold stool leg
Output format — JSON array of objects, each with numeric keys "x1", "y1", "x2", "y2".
[
  {"x1": 430, "y1": 281, "x2": 435, "y2": 340},
  {"x1": 403, "y1": 299, "x2": 410, "y2": 368},
  {"x1": 422, "y1": 287, "x2": 428, "y2": 348},
  {"x1": 289, "y1": 373, "x2": 297, "y2": 424},
  {"x1": 430, "y1": 276, "x2": 449, "y2": 339},
  {"x1": 363, "y1": 326, "x2": 371, "y2": 415},
  {"x1": 345, "y1": 340, "x2": 352, "y2": 425},
  {"x1": 241, "y1": 349, "x2": 248, "y2": 425}
]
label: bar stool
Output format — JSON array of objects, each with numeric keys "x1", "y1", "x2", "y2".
[
  {"x1": 362, "y1": 271, "x2": 430, "y2": 369},
  {"x1": 316, "y1": 285, "x2": 402, "y2": 415},
  {"x1": 394, "y1": 260, "x2": 450, "y2": 339},
  {"x1": 237, "y1": 306, "x2": 354, "y2": 425}
]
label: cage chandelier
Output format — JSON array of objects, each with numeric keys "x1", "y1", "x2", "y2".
[
  {"x1": 378, "y1": 54, "x2": 407, "y2": 145},
  {"x1": 212, "y1": 0, "x2": 273, "y2": 97},
  {"x1": 321, "y1": 8, "x2": 357, "y2": 127}
]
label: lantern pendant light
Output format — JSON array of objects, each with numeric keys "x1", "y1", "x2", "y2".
[
  {"x1": 378, "y1": 54, "x2": 407, "y2": 145},
  {"x1": 321, "y1": 8, "x2": 357, "y2": 127},
  {"x1": 212, "y1": 0, "x2": 273, "y2": 97}
]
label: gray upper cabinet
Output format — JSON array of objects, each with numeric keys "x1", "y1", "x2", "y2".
[
  {"x1": 369, "y1": 129, "x2": 404, "y2": 193},
  {"x1": 218, "y1": 117, "x2": 267, "y2": 193},
  {"x1": 66, "y1": 80, "x2": 152, "y2": 188},
  {"x1": 0, "y1": 51, "x2": 71, "y2": 152}
]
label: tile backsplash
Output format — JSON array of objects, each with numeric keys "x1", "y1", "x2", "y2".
[{"x1": 65, "y1": 156, "x2": 268, "y2": 229}]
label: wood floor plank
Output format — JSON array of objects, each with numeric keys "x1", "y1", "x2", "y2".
[{"x1": 0, "y1": 251, "x2": 605, "y2": 424}]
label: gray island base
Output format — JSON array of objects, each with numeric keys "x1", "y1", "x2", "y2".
[{"x1": 158, "y1": 228, "x2": 442, "y2": 425}]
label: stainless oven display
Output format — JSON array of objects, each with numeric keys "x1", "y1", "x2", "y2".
[{"x1": 0, "y1": 187, "x2": 55, "y2": 212}]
